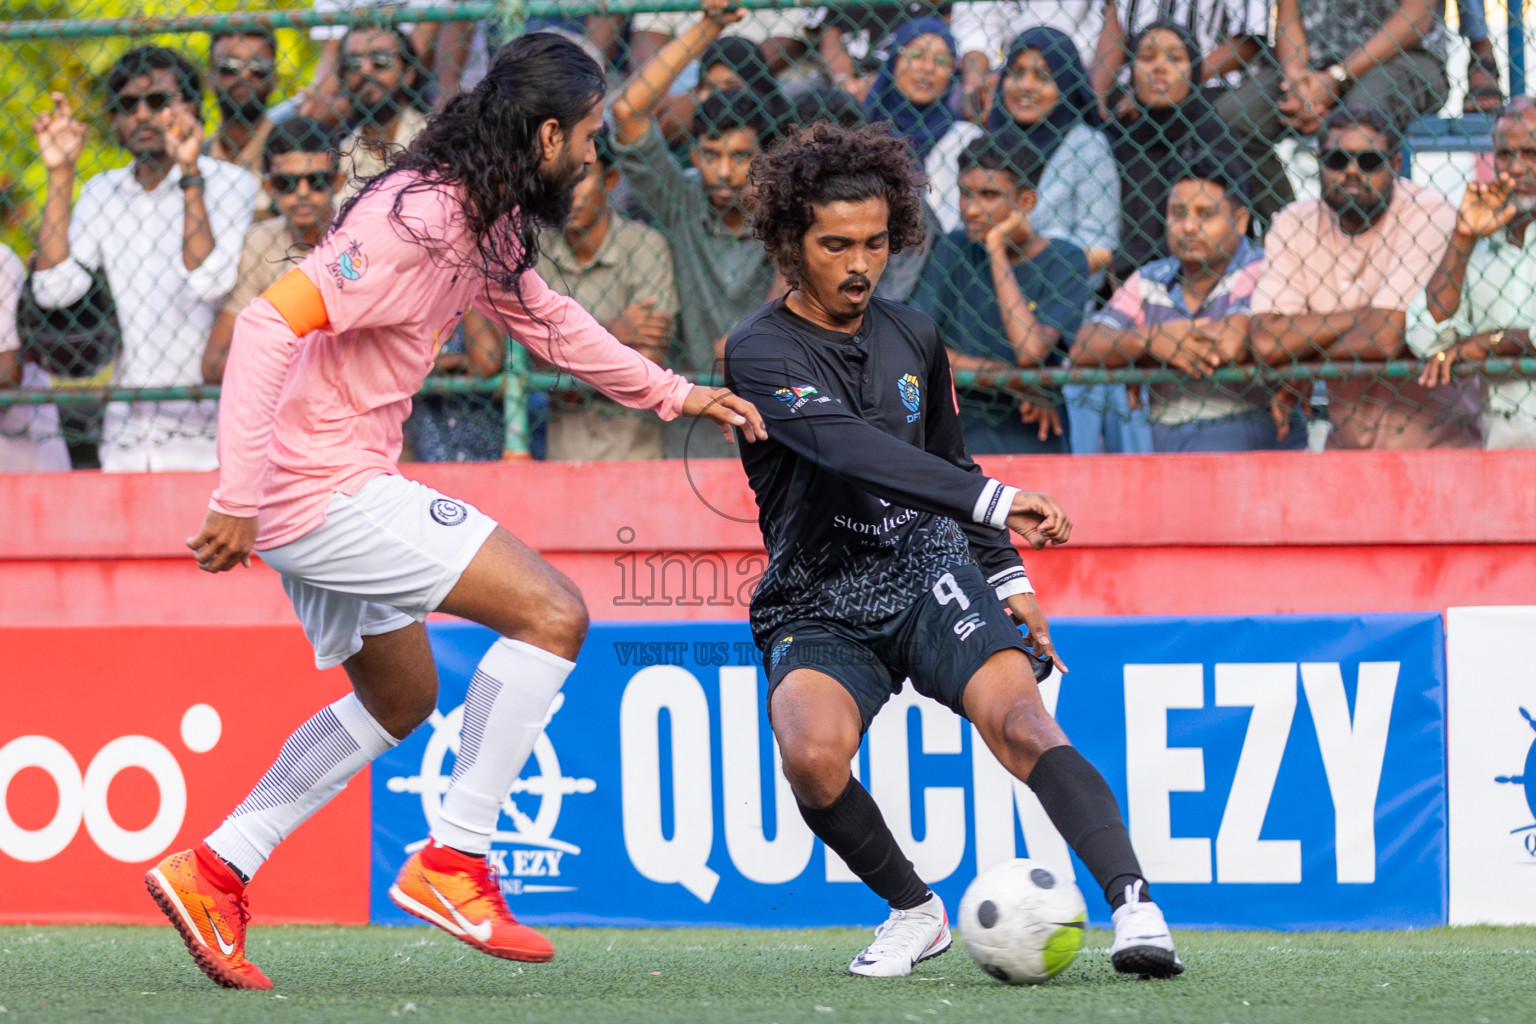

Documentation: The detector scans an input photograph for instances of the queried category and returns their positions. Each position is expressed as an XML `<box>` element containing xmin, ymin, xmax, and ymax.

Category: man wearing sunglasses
<box><xmin>204</xmin><ymin>118</ymin><xmax>339</xmax><ymax>385</ymax></box>
<box><xmin>1251</xmin><ymin>106</ymin><xmax>1478</xmax><ymax>449</ymax></box>
<box><xmin>336</xmin><ymin>26</ymin><xmax>430</xmax><ymax>201</ymax></box>
<box><xmin>207</xmin><ymin>27</ymin><xmax>290</xmax><ymax>221</ymax></box>
<box><xmin>31</xmin><ymin>46</ymin><xmax>256</xmax><ymax>472</ymax></box>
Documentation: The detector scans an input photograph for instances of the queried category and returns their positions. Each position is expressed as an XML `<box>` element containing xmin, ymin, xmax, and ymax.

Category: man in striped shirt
<box><xmin>1072</xmin><ymin>158</ymin><xmax>1305</xmax><ymax>450</ymax></box>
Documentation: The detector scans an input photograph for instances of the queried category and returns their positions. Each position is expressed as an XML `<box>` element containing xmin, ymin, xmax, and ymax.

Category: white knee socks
<box><xmin>430</xmin><ymin>638</ymin><xmax>574</xmax><ymax>855</ymax></box>
<box><xmin>207</xmin><ymin>692</ymin><xmax>397</xmax><ymax>880</ymax></box>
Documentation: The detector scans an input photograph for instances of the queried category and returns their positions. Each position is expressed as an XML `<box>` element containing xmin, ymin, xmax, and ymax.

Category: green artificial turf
<box><xmin>2</xmin><ymin>924</ymin><xmax>1535</xmax><ymax>1023</ymax></box>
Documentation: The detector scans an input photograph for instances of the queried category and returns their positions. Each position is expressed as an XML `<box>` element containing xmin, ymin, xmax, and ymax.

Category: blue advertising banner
<box><xmin>371</xmin><ymin>614</ymin><xmax>1446</xmax><ymax>931</ymax></box>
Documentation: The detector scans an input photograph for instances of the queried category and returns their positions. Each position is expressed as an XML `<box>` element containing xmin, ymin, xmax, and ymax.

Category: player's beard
<box><xmin>521</xmin><ymin>151</ymin><xmax>586</xmax><ymax>232</ymax></box>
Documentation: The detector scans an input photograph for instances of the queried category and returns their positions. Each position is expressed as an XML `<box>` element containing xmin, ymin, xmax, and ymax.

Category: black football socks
<box><xmin>1027</xmin><ymin>745</ymin><xmax>1150</xmax><ymax>911</ymax></box>
<box><xmin>797</xmin><ymin>777</ymin><xmax>931</xmax><ymax>911</ymax></box>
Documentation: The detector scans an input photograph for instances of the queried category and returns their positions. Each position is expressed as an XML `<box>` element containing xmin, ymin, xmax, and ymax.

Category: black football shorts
<box><xmin>762</xmin><ymin>562</ymin><xmax>1049</xmax><ymax>731</ymax></box>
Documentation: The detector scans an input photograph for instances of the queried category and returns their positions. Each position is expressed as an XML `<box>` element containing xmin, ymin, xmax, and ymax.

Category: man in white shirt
<box><xmin>1409</xmin><ymin>98</ymin><xmax>1536</xmax><ymax>449</ymax></box>
<box><xmin>31</xmin><ymin>47</ymin><xmax>256</xmax><ymax>471</ymax></box>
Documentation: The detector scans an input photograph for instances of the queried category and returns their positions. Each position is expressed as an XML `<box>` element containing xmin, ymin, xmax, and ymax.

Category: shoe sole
<box><xmin>388</xmin><ymin>883</ymin><xmax>554</xmax><ymax>963</ymax></box>
<box><xmin>144</xmin><ymin>869</ymin><xmax>272</xmax><ymax>991</ymax></box>
<box><xmin>847</xmin><ymin>929</ymin><xmax>952</xmax><ymax>977</ymax></box>
<box><xmin>1111</xmin><ymin>945</ymin><xmax>1185</xmax><ymax>979</ymax></box>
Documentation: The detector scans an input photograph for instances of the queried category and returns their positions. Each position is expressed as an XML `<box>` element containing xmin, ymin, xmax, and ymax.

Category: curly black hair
<box><xmin>749</xmin><ymin>122</ymin><xmax>927</xmax><ymax>288</ymax></box>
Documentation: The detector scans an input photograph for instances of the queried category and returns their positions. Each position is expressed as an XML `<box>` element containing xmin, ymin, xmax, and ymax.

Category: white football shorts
<box><xmin>258</xmin><ymin>473</ymin><xmax>498</xmax><ymax>669</ymax></box>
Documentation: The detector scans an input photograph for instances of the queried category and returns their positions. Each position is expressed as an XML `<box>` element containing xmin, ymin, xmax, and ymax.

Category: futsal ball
<box><xmin>958</xmin><ymin>858</ymin><xmax>1087</xmax><ymax>984</ymax></box>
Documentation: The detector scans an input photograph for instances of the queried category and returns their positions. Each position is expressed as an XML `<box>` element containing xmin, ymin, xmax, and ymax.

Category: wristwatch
<box><xmin>177</xmin><ymin>173</ymin><xmax>205</xmax><ymax>191</ymax></box>
<box><xmin>1324</xmin><ymin>63</ymin><xmax>1352</xmax><ymax>92</ymax></box>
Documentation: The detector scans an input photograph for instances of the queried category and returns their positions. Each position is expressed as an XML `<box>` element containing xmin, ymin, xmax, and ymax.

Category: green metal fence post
<box><xmin>502</xmin><ymin>340</ymin><xmax>531</xmax><ymax>459</ymax></box>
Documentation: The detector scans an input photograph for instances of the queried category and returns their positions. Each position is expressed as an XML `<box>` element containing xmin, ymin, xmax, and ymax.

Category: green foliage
<box><xmin>0</xmin><ymin>0</ymin><xmax>322</xmax><ymax>259</ymax></box>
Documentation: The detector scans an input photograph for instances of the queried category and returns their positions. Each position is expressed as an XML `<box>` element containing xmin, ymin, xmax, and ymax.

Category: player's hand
<box><xmin>701</xmin><ymin>0</ymin><xmax>745</xmax><ymax>25</ymax></box>
<box><xmin>682</xmin><ymin>384</ymin><xmax>767</xmax><ymax>443</ymax></box>
<box><xmin>1004</xmin><ymin>592</ymin><xmax>1068</xmax><ymax>675</ymax></box>
<box><xmin>187</xmin><ymin>510</ymin><xmax>257</xmax><ymax>573</ymax></box>
<box><xmin>33</xmin><ymin>93</ymin><xmax>86</xmax><ymax>170</ymax></box>
<box><xmin>1005</xmin><ymin>491</ymin><xmax>1070</xmax><ymax>550</ymax></box>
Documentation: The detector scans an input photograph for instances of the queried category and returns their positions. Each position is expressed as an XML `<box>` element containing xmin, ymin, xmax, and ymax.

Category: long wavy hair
<box><xmin>333</xmin><ymin>32</ymin><xmax>606</xmax><ymax>308</ymax></box>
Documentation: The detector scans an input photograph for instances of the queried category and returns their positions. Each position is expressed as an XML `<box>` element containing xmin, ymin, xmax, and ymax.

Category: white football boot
<box><xmin>1109</xmin><ymin>880</ymin><xmax>1184</xmax><ymax>978</ymax></box>
<box><xmin>848</xmin><ymin>892</ymin><xmax>952</xmax><ymax>977</ymax></box>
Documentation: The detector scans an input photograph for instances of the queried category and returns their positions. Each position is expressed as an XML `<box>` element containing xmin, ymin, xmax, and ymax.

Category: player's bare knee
<box><xmin>999</xmin><ymin>699</ymin><xmax>1067</xmax><ymax>764</ymax></box>
<box><xmin>776</xmin><ymin>725</ymin><xmax>857</xmax><ymax>807</ymax></box>
<box><xmin>518</xmin><ymin>585</ymin><xmax>588</xmax><ymax>659</ymax></box>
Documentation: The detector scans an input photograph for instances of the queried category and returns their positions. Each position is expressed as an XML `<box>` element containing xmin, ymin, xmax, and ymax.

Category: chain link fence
<box><xmin>1</xmin><ymin>0</ymin><xmax>1534</xmax><ymax>469</ymax></box>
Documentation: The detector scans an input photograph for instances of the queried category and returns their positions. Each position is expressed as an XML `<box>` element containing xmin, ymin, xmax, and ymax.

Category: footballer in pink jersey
<box><xmin>151</xmin><ymin>32</ymin><xmax>766</xmax><ymax>990</ymax></box>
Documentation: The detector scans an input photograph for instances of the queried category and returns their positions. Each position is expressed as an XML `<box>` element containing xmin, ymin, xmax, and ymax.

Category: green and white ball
<box><xmin>958</xmin><ymin>859</ymin><xmax>1087</xmax><ymax>984</ymax></box>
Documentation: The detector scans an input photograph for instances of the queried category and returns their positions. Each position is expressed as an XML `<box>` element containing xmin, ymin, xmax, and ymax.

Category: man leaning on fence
<box><xmin>1408</xmin><ymin>98</ymin><xmax>1536</xmax><ymax>450</ymax></box>
<box><xmin>536</xmin><ymin>128</ymin><xmax>680</xmax><ymax>461</ymax></box>
<box><xmin>1072</xmin><ymin>158</ymin><xmax>1304</xmax><ymax>451</ymax></box>
<box><xmin>31</xmin><ymin>48</ymin><xmax>255</xmax><ymax>472</ymax></box>
<box><xmin>1250</xmin><ymin>107</ymin><xmax>1478</xmax><ymax>449</ymax></box>
<box><xmin>611</xmin><ymin>0</ymin><xmax>775</xmax><ymax>458</ymax></box>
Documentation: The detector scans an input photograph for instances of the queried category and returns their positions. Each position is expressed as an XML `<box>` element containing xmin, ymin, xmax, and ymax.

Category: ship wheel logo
<box><xmin>1495</xmin><ymin>706</ymin><xmax>1536</xmax><ymax>856</ymax></box>
<box><xmin>386</xmin><ymin>692</ymin><xmax>596</xmax><ymax>884</ymax></box>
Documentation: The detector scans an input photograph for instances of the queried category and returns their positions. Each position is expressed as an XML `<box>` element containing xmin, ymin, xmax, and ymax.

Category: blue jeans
<box><xmin>1149</xmin><ymin>408</ymin><xmax>1308</xmax><ymax>453</ymax></box>
<box><xmin>1062</xmin><ymin>384</ymin><xmax>1153</xmax><ymax>454</ymax></box>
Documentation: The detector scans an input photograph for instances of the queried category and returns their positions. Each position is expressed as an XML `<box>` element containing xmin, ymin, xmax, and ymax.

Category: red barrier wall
<box><xmin>2</xmin><ymin>451</ymin><xmax>1534</xmax><ymax>624</ymax></box>
<box><xmin>2</xmin><ymin>451</ymin><xmax>1533</xmax><ymax>924</ymax></box>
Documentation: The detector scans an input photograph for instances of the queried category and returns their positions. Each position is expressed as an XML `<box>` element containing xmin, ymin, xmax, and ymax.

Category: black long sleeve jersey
<box><xmin>724</xmin><ymin>296</ymin><xmax>1030</xmax><ymax>647</ymax></box>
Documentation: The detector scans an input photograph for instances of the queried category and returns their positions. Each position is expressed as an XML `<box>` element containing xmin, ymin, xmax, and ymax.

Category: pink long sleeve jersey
<box><xmin>209</xmin><ymin>173</ymin><xmax>693</xmax><ymax>549</ymax></box>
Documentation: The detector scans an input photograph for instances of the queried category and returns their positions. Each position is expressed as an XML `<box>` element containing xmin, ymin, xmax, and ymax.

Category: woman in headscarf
<box><xmin>864</xmin><ymin>17</ymin><xmax>981</xmax><ymax>234</ymax></box>
<box><xmin>987</xmin><ymin>26</ymin><xmax>1118</xmax><ymax>281</ymax></box>
<box><xmin>1108</xmin><ymin>20</ymin><xmax>1240</xmax><ymax>282</ymax></box>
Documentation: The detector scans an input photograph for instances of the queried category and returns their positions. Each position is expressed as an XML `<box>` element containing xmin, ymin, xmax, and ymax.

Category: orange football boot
<box><xmin>145</xmin><ymin>845</ymin><xmax>273</xmax><ymax>990</ymax></box>
<box><xmin>389</xmin><ymin>841</ymin><xmax>555</xmax><ymax>961</ymax></box>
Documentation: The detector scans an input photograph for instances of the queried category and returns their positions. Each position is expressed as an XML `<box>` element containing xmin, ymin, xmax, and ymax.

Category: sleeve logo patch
<box><xmin>898</xmin><ymin>373</ymin><xmax>921</xmax><ymax>422</ymax></box>
<box><xmin>328</xmin><ymin>238</ymin><xmax>368</xmax><ymax>287</ymax></box>
<box><xmin>774</xmin><ymin>384</ymin><xmax>830</xmax><ymax>413</ymax></box>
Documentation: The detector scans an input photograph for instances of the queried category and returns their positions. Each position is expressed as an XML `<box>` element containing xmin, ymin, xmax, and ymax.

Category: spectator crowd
<box><xmin>2</xmin><ymin>0</ymin><xmax>1534</xmax><ymax>472</ymax></box>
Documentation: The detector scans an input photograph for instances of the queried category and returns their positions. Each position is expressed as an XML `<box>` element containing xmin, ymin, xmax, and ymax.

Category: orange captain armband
<box><xmin>261</xmin><ymin>269</ymin><xmax>330</xmax><ymax>336</ymax></box>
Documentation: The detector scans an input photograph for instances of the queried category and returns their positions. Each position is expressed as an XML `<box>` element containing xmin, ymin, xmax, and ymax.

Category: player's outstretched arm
<box><xmin>194</xmin><ymin>273</ymin><xmax>327</xmax><ymax>574</ymax></box>
<box><xmin>681</xmin><ymin>384</ymin><xmax>768</xmax><ymax>443</ymax></box>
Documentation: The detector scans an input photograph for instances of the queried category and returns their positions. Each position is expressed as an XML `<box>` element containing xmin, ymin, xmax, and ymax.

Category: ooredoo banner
<box><xmin>0</xmin><ymin>626</ymin><xmax>370</xmax><ymax>925</ymax></box>
<box><xmin>371</xmin><ymin>613</ymin><xmax>1447</xmax><ymax>931</ymax></box>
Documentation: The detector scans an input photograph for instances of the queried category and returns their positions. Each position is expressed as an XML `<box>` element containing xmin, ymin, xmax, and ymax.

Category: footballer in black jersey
<box><xmin>724</xmin><ymin>119</ymin><xmax>1183</xmax><ymax>979</ymax></box>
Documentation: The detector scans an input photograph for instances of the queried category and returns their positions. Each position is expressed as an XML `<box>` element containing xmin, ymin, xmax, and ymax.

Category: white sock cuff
<box><xmin>488</xmin><ymin>637</ymin><xmax>577</xmax><ymax>677</ymax></box>
<box><xmin>206</xmin><ymin>821</ymin><xmax>265</xmax><ymax>881</ymax></box>
<box><xmin>331</xmin><ymin>691</ymin><xmax>399</xmax><ymax>754</ymax></box>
